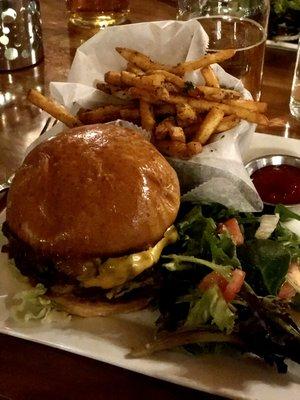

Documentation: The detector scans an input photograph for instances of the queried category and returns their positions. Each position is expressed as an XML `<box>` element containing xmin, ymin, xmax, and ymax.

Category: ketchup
<box><xmin>251</xmin><ymin>164</ymin><xmax>300</xmax><ymax>205</ymax></box>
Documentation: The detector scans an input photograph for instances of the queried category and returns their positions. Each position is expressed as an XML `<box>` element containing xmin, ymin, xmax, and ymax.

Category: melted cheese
<box><xmin>82</xmin><ymin>225</ymin><xmax>178</xmax><ymax>289</ymax></box>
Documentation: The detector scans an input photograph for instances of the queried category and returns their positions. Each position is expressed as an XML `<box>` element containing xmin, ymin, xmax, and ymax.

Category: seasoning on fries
<box><xmin>194</xmin><ymin>108</ymin><xmax>225</xmax><ymax>145</ymax></box>
<box><xmin>27</xmin><ymin>89</ymin><xmax>82</xmax><ymax>128</ymax></box>
<box><xmin>27</xmin><ymin>47</ymin><xmax>275</xmax><ymax>160</ymax></box>
<box><xmin>201</xmin><ymin>66</ymin><xmax>220</xmax><ymax>88</ymax></box>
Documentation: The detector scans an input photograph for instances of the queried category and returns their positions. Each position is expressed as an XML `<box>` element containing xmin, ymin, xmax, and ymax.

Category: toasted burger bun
<box><xmin>52</xmin><ymin>294</ymin><xmax>151</xmax><ymax>317</ymax></box>
<box><xmin>6</xmin><ymin>123</ymin><xmax>180</xmax><ymax>258</ymax></box>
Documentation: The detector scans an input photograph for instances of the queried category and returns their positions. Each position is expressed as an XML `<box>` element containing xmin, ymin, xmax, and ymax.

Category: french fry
<box><xmin>172</xmin><ymin>49</ymin><xmax>236</xmax><ymax>75</ymax></box>
<box><xmin>78</xmin><ymin>105</ymin><xmax>137</xmax><ymax>124</ymax></box>
<box><xmin>155</xmin><ymin>139</ymin><xmax>202</xmax><ymax>159</ymax></box>
<box><xmin>109</xmin><ymin>87</ymin><xmax>132</xmax><ymax>101</ymax></box>
<box><xmin>147</xmin><ymin>70</ymin><xmax>185</xmax><ymax>89</ymax></box>
<box><xmin>27</xmin><ymin>89</ymin><xmax>81</xmax><ymax>128</ymax></box>
<box><xmin>116</xmin><ymin>47</ymin><xmax>172</xmax><ymax>72</ymax></box>
<box><xmin>128</xmin><ymin>86</ymin><xmax>169</xmax><ymax>103</ymax></box>
<box><xmin>96</xmin><ymin>82</ymin><xmax>113</xmax><ymax>94</ymax></box>
<box><xmin>189</xmin><ymin>85</ymin><xmax>241</xmax><ymax>101</ymax></box>
<box><xmin>222</xmin><ymin>99</ymin><xmax>268</xmax><ymax>113</ymax></box>
<box><xmin>215</xmin><ymin>115</ymin><xmax>240</xmax><ymax>133</ymax></box>
<box><xmin>126</xmin><ymin>62</ymin><xmax>144</xmax><ymax>75</ymax></box>
<box><xmin>201</xmin><ymin>66</ymin><xmax>220</xmax><ymax>88</ymax></box>
<box><xmin>194</xmin><ymin>108</ymin><xmax>225</xmax><ymax>144</ymax></box>
<box><xmin>164</xmin><ymin>82</ymin><xmax>181</xmax><ymax>93</ymax></box>
<box><xmin>155</xmin><ymin>118</ymin><xmax>186</xmax><ymax>142</ymax></box>
<box><xmin>140</xmin><ymin>100</ymin><xmax>155</xmax><ymax>132</ymax></box>
<box><xmin>154</xmin><ymin>103</ymin><xmax>176</xmax><ymax>117</ymax></box>
<box><xmin>119</xmin><ymin>108</ymin><xmax>140</xmax><ymax>122</ymax></box>
<box><xmin>183</xmin><ymin>120</ymin><xmax>202</xmax><ymax>140</ymax></box>
<box><xmin>176</xmin><ymin>103</ymin><xmax>197</xmax><ymax>127</ymax></box>
<box><xmin>121</xmin><ymin>70</ymin><xmax>165</xmax><ymax>89</ymax></box>
<box><xmin>163</xmin><ymin>94</ymin><xmax>269</xmax><ymax>125</ymax></box>
<box><xmin>104</xmin><ymin>71</ymin><xmax>123</xmax><ymax>86</ymax></box>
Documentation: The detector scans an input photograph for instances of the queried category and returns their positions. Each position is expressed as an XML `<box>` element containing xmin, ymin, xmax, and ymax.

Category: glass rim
<box><xmin>197</xmin><ymin>15</ymin><xmax>267</xmax><ymax>52</ymax></box>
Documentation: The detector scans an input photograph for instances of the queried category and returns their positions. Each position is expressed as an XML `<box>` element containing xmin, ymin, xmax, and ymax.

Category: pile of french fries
<box><xmin>27</xmin><ymin>47</ymin><xmax>280</xmax><ymax>160</ymax></box>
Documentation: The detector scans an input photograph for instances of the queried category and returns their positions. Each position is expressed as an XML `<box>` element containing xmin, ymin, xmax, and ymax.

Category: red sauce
<box><xmin>251</xmin><ymin>164</ymin><xmax>300</xmax><ymax>205</ymax></box>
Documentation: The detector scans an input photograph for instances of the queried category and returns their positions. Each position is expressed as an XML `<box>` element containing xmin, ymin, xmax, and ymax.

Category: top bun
<box><xmin>6</xmin><ymin>123</ymin><xmax>180</xmax><ymax>258</ymax></box>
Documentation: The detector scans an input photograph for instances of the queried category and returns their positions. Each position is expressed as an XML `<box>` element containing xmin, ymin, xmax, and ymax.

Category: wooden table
<box><xmin>0</xmin><ymin>1</ymin><xmax>299</xmax><ymax>399</ymax></box>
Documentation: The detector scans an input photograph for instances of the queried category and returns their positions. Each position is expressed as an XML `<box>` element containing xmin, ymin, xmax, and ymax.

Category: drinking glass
<box><xmin>177</xmin><ymin>1</ymin><xmax>270</xmax><ymax>100</ymax></box>
<box><xmin>66</xmin><ymin>0</ymin><xmax>130</xmax><ymax>28</ymax></box>
<box><xmin>290</xmin><ymin>38</ymin><xmax>300</xmax><ymax>120</ymax></box>
<box><xmin>0</xmin><ymin>0</ymin><xmax>43</xmax><ymax>71</ymax></box>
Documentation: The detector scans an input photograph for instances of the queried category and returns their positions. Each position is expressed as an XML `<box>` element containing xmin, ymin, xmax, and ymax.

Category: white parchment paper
<box><xmin>30</xmin><ymin>19</ymin><xmax>263</xmax><ymax>211</ymax></box>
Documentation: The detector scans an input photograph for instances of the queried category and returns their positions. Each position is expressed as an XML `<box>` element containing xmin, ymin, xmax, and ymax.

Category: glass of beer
<box><xmin>66</xmin><ymin>0</ymin><xmax>130</xmax><ymax>28</ymax></box>
<box><xmin>290</xmin><ymin>38</ymin><xmax>300</xmax><ymax>120</ymax></box>
<box><xmin>177</xmin><ymin>1</ymin><xmax>270</xmax><ymax>101</ymax></box>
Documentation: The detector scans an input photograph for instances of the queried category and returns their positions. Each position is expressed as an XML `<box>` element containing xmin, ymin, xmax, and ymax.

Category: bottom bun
<box><xmin>52</xmin><ymin>295</ymin><xmax>151</xmax><ymax>317</ymax></box>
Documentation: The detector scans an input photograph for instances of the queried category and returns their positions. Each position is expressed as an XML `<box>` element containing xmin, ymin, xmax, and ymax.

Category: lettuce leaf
<box><xmin>184</xmin><ymin>285</ymin><xmax>236</xmax><ymax>334</ymax></box>
<box><xmin>10</xmin><ymin>283</ymin><xmax>71</xmax><ymax>325</ymax></box>
<box><xmin>272</xmin><ymin>0</ymin><xmax>300</xmax><ymax>14</ymax></box>
<box><xmin>275</xmin><ymin>204</ymin><xmax>300</xmax><ymax>222</ymax></box>
<box><xmin>163</xmin><ymin>254</ymin><xmax>233</xmax><ymax>279</ymax></box>
<box><xmin>176</xmin><ymin>206</ymin><xmax>240</xmax><ymax>267</ymax></box>
<box><xmin>237</xmin><ymin>239</ymin><xmax>290</xmax><ymax>296</ymax></box>
<box><xmin>273</xmin><ymin>223</ymin><xmax>300</xmax><ymax>262</ymax></box>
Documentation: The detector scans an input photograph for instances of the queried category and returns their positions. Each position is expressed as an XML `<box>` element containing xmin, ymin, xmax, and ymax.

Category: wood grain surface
<box><xmin>0</xmin><ymin>1</ymin><xmax>299</xmax><ymax>399</ymax></box>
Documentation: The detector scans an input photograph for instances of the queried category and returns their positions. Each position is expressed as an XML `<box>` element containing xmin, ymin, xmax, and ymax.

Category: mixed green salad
<box><xmin>131</xmin><ymin>203</ymin><xmax>300</xmax><ymax>373</ymax></box>
<box><xmin>270</xmin><ymin>0</ymin><xmax>300</xmax><ymax>40</ymax></box>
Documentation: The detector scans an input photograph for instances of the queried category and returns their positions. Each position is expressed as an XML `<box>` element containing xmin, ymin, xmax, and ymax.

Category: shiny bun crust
<box><xmin>6</xmin><ymin>123</ymin><xmax>180</xmax><ymax>257</ymax></box>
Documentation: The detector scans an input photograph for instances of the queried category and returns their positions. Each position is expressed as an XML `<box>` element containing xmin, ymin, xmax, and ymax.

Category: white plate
<box><xmin>0</xmin><ymin>133</ymin><xmax>300</xmax><ymax>400</ymax></box>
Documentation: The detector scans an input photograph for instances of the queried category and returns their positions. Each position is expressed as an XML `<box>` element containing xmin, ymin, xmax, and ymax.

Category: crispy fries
<box><xmin>78</xmin><ymin>105</ymin><xmax>138</xmax><ymax>124</ymax></box>
<box><xmin>28</xmin><ymin>47</ymin><xmax>274</xmax><ymax>160</ymax></box>
<box><xmin>27</xmin><ymin>89</ymin><xmax>82</xmax><ymax>128</ymax></box>
<box><xmin>189</xmin><ymin>85</ymin><xmax>241</xmax><ymax>101</ymax></box>
<box><xmin>140</xmin><ymin>100</ymin><xmax>155</xmax><ymax>132</ymax></box>
<box><xmin>119</xmin><ymin>108</ymin><xmax>140</xmax><ymax>122</ymax></box>
<box><xmin>222</xmin><ymin>99</ymin><xmax>268</xmax><ymax>113</ymax></box>
<box><xmin>201</xmin><ymin>66</ymin><xmax>220</xmax><ymax>88</ymax></box>
<box><xmin>104</xmin><ymin>71</ymin><xmax>123</xmax><ymax>86</ymax></box>
<box><xmin>172</xmin><ymin>49</ymin><xmax>236</xmax><ymax>75</ymax></box>
<box><xmin>215</xmin><ymin>115</ymin><xmax>240</xmax><ymax>133</ymax></box>
<box><xmin>126</xmin><ymin>62</ymin><xmax>144</xmax><ymax>75</ymax></box>
<box><xmin>194</xmin><ymin>108</ymin><xmax>225</xmax><ymax>144</ymax></box>
<box><xmin>176</xmin><ymin>103</ymin><xmax>197</xmax><ymax>127</ymax></box>
<box><xmin>154</xmin><ymin>103</ymin><xmax>176</xmax><ymax>116</ymax></box>
<box><xmin>121</xmin><ymin>70</ymin><xmax>165</xmax><ymax>89</ymax></box>
<box><xmin>116</xmin><ymin>47</ymin><xmax>172</xmax><ymax>72</ymax></box>
<box><xmin>164</xmin><ymin>94</ymin><xmax>269</xmax><ymax>125</ymax></box>
<box><xmin>147</xmin><ymin>70</ymin><xmax>185</xmax><ymax>89</ymax></box>
<box><xmin>155</xmin><ymin>118</ymin><xmax>186</xmax><ymax>143</ymax></box>
<box><xmin>128</xmin><ymin>86</ymin><xmax>169</xmax><ymax>102</ymax></box>
<box><xmin>155</xmin><ymin>140</ymin><xmax>202</xmax><ymax>159</ymax></box>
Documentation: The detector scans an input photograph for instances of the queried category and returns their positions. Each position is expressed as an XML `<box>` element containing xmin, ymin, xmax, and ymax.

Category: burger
<box><xmin>2</xmin><ymin>123</ymin><xmax>180</xmax><ymax>317</ymax></box>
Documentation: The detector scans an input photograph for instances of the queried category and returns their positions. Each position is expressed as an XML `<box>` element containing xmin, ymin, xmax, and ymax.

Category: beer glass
<box><xmin>177</xmin><ymin>1</ymin><xmax>270</xmax><ymax>101</ymax></box>
<box><xmin>66</xmin><ymin>0</ymin><xmax>130</xmax><ymax>28</ymax></box>
<box><xmin>290</xmin><ymin>38</ymin><xmax>300</xmax><ymax>120</ymax></box>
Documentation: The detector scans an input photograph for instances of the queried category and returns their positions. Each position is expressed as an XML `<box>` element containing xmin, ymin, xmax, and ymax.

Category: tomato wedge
<box><xmin>198</xmin><ymin>271</ymin><xmax>227</xmax><ymax>293</ymax></box>
<box><xmin>198</xmin><ymin>269</ymin><xmax>245</xmax><ymax>302</ymax></box>
<box><xmin>218</xmin><ymin>218</ymin><xmax>244</xmax><ymax>246</ymax></box>
<box><xmin>223</xmin><ymin>269</ymin><xmax>245</xmax><ymax>302</ymax></box>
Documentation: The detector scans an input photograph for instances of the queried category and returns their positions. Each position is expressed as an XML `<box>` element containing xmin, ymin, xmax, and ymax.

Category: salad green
<box><xmin>272</xmin><ymin>0</ymin><xmax>300</xmax><ymax>14</ymax></box>
<box><xmin>139</xmin><ymin>203</ymin><xmax>300</xmax><ymax>373</ymax></box>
